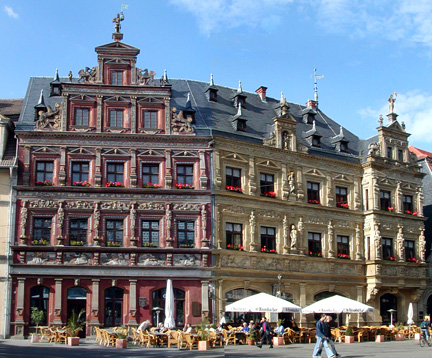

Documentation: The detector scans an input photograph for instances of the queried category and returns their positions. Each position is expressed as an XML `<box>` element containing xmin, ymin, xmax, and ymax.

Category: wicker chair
<box><xmin>183</xmin><ymin>333</ymin><xmax>199</xmax><ymax>350</ymax></box>
<box><xmin>130</xmin><ymin>327</ymin><xmax>140</xmax><ymax>345</ymax></box>
<box><xmin>222</xmin><ymin>329</ymin><xmax>236</xmax><ymax>346</ymax></box>
<box><xmin>102</xmin><ymin>330</ymin><xmax>116</xmax><ymax>347</ymax></box>
<box><xmin>357</xmin><ymin>328</ymin><xmax>369</xmax><ymax>342</ymax></box>
<box><xmin>167</xmin><ymin>330</ymin><xmax>181</xmax><ymax>348</ymax></box>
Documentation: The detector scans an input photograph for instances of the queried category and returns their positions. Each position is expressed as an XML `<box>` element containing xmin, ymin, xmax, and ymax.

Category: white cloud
<box><xmin>4</xmin><ymin>5</ymin><xmax>18</xmax><ymax>19</ymax></box>
<box><xmin>359</xmin><ymin>91</ymin><xmax>432</xmax><ymax>145</ymax></box>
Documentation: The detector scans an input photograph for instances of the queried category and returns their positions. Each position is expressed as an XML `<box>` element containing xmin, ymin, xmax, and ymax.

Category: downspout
<box><xmin>3</xmin><ymin>134</ymin><xmax>18</xmax><ymax>338</ymax></box>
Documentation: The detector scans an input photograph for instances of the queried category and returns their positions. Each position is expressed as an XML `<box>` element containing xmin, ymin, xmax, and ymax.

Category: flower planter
<box><xmin>395</xmin><ymin>333</ymin><xmax>405</xmax><ymax>341</ymax></box>
<box><xmin>246</xmin><ymin>338</ymin><xmax>256</xmax><ymax>346</ymax></box>
<box><xmin>31</xmin><ymin>334</ymin><xmax>40</xmax><ymax>343</ymax></box>
<box><xmin>345</xmin><ymin>336</ymin><xmax>355</xmax><ymax>344</ymax></box>
<box><xmin>375</xmin><ymin>335</ymin><xmax>385</xmax><ymax>343</ymax></box>
<box><xmin>68</xmin><ymin>337</ymin><xmax>80</xmax><ymax>346</ymax></box>
<box><xmin>116</xmin><ymin>338</ymin><xmax>127</xmax><ymax>348</ymax></box>
<box><xmin>273</xmin><ymin>336</ymin><xmax>284</xmax><ymax>346</ymax></box>
<box><xmin>198</xmin><ymin>340</ymin><xmax>210</xmax><ymax>350</ymax></box>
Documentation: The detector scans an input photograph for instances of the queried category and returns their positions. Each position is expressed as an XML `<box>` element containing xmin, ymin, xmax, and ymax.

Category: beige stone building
<box><xmin>210</xmin><ymin>91</ymin><xmax>426</xmax><ymax>327</ymax></box>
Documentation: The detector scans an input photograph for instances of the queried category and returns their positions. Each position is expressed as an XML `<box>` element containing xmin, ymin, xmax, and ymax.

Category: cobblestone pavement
<box><xmin>1</xmin><ymin>339</ymin><xmax>431</xmax><ymax>357</ymax></box>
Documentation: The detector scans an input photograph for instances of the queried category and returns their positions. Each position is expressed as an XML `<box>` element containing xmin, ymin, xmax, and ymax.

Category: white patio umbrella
<box><xmin>225</xmin><ymin>292</ymin><xmax>302</xmax><ymax>313</ymax></box>
<box><xmin>164</xmin><ymin>279</ymin><xmax>176</xmax><ymax>328</ymax></box>
<box><xmin>407</xmin><ymin>302</ymin><xmax>414</xmax><ymax>339</ymax></box>
<box><xmin>302</xmin><ymin>295</ymin><xmax>374</xmax><ymax>314</ymax></box>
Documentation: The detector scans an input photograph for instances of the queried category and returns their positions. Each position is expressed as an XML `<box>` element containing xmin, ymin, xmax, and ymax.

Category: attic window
<box><xmin>237</xmin><ymin>96</ymin><xmax>246</xmax><ymax>108</ymax></box>
<box><xmin>312</xmin><ymin>135</ymin><xmax>321</xmax><ymax>147</ymax></box>
<box><xmin>307</xmin><ymin>114</ymin><xmax>314</xmax><ymax>124</ymax></box>
<box><xmin>340</xmin><ymin>141</ymin><xmax>348</xmax><ymax>153</ymax></box>
<box><xmin>209</xmin><ymin>89</ymin><xmax>218</xmax><ymax>102</ymax></box>
<box><xmin>51</xmin><ymin>85</ymin><xmax>61</xmax><ymax>96</ymax></box>
<box><xmin>237</xmin><ymin>119</ymin><xmax>247</xmax><ymax>132</ymax></box>
<box><xmin>111</xmin><ymin>71</ymin><xmax>123</xmax><ymax>85</ymax></box>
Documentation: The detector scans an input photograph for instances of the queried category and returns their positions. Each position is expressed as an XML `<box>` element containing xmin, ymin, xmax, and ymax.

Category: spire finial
<box><xmin>38</xmin><ymin>90</ymin><xmax>45</xmax><ymax>106</ymax></box>
<box><xmin>237</xmin><ymin>80</ymin><xmax>242</xmax><ymax>93</ymax></box>
<box><xmin>54</xmin><ymin>68</ymin><xmax>59</xmax><ymax>81</ymax></box>
<box><xmin>339</xmin><ymin>126</ymin><xmax>344</xmax><ymax>135</ymax></box>
<box><xmin>313</xmin><ymin>68</ymin><xmax>324</xmax><ymax>108</ymax></box>
<box><xmin>163</xmin><ymin>69</ymin><xmax>168</xmax><ymax>82</ymax></box>
<box><xmin>210</xmin><ymin>73</ymin><xmax>214</xmax><ymax>86</ymax></box>
<box><xmin>185</xmin><ymin>92</ymin><xmax>192</xmax><ymax>109</ymax></box>
<box><xmin>280</xmin><ymin>92</ymin><xmax>284</xmax><ymax>104</ymax></box>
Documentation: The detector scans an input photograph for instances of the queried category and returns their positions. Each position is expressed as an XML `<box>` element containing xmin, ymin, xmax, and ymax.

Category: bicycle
<box><xmin>419</xmin><ymin>331</ymin><xmax>432</xmax><ymax>347</ymax></box>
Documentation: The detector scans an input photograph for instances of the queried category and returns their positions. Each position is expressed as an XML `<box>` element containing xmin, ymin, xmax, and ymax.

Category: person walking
<box><xmin>257</xmin><ymin>317</ymin><xmax>273</xmax><ymax>348</ymax></box>
<box><xmin>312</xmin><ymin>314</ymin><xmax>335</xmax><ymax>358</ymax></box>
<box><xmin>324</xmin><ymin>316</ymin><xmax>341</xmax><ymax>357</ymax></box>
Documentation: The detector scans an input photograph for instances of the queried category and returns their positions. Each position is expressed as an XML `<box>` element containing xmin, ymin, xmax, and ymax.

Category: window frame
<box><xmin>69</xmin><ymin>218</ymin><xmax>88</xmax><ymax>245</ymax></box>
<box><xmin>177</xmin><ymin>220</ymin><xmax>195</xmax><ymax>248</ymax></box>
<box><xmin>33</xmin><ymin>217</ymin><xmax>52</xmax><ymax>241</ymax></box>
<box><xmin>35</xmin><ymin>160</ymin><xmax>54</xmax><ymax>184</ymax></box>
<box><xmin>336</xmin><ymin>186</ymin><xmax>348</xmax><ymax>208</ymax></box>
<box><xmin>260</xmin><ymin>172</ymin><xmax>275</xmax><ymax>195</ymax></box>
<box><xmin>110</xmin><ymin>70</ymin><xmax>124</xmax><ymax>85</ymax></box>
<box><xmin>176</xmin><ymin>164</ymin><xmax>194</xmax><ymax>186</ymax></box>
<box><xmin>308</xmin><ymin>232</ymin><xmax>322</xmax><ymax>256</ymax></box>
<box><xmin>141</xmin><ymin>219</ymin><xmax>160</xmax><ymax>247</ymax></box>
<box><xmin>226</xmin><ymin>167</ymin><xmax>241</xmax><ymax>188</ymax></box>
<box><xmin>226</xmin><ymin>223</ymin><xmax>243</xmax><ymax>249</ymax></box>
<box><xmin>380</xmin><ymin>190</ymin><xmax>392</xmax><ymax>211</ymax></box>
<box><xmin>404</xmin><ymin>240</ymin><xmax>415</xmax><ymax>261</ymax></box>
<box><xmin>307</xmin><ymin>181</ymin><xmax>320</xmax><ymax>204</ymax></box>
<box><xmin>71</xmin><ymin>161</ymin><xmax>90</xmax><ymax>184</ymax></box>
<box><xmin>73</xmin><ymin>107</ymin><xmax>90</xmax><ymax>127</ymax></box>
<box><xmin>142</xmin><ymin>163</ymin><xmax>160</xmax><ymax>185</ymax></box>
<box><xmin>337</xmin><ymin>235</ymin><xmax>350</xmax><ymax>258</ymax></box>
<box><xmin>106</xmin><ymin>218</ymin><xmax>124</xmax><ymax>246</ymax></box>
<box><xmin>260</xmin><ymin>226</ymin><xmax>276</xmax><ymax>253</ymax></box>
<box><xmin>382</xmin><ymin>237</ymin><xmax>394</xmax><ymax>259</ymax></box>
<box><xmin>106</xmin><ymin>162</ymin><xmax>125</xmax><ymax>185</ymax></box>
<box><xmin>108</xmin><ymin>109</ymin><xmax>124</xmax><ymax>128</ymax></box>
<box><xmin>403</xmin><ymin>195</ymin><xmax>413</xmax><ymax>213</ymax></box>
<box><xmin>142</xmin><ymin>110</ymin><xmax>158</xmax><ymax>129</ymax></box>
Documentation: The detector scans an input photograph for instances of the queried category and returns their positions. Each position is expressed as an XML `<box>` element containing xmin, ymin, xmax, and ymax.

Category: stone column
<box><xmin>355</xmin><ymin>224</ymin><xmax>362</xmax><ymax>260</ymax></box>
<box><xmin>89</xmin><ymin>279</ymin><xmax>100</xmax><ymax>334</ymax></box>
<box><xmin>164</xmin><ymin>150</ymin><xmax>172</xmax><ymax>188</ymax></box>
<box><xmin>53</xmin><ymin>279</ymin><xmax>63</xmax><ymax>326</ymax></box>
<box><xmin>249</xmin><ymin>210</ymin><xmax>257</xmax><ymax>252</ymax></box>
<box><xmin>248</xmin><ymin>157</ymin><xmax>256</xmax><ymax>195</ymax></box>
<box><xmin>356</xmin><ymin>285</ymin><xmax>365</xmax><ymax>325</ymax></box>
<box><xmin>327</xmin><ymin>220</ymin><xmax>335</xmax><ymax>258</ymax></box>
<box><xmin>129</xmin><ymin>149</ymin><xmax>137</xmax><ymax>188</ymax></box>
<box><xmin>372</xmin><ymin>176</ymin><xmax>380</xmax><ymax>210</ymax></box>
<box><xmin>215</xmin><ymin>204</ymin><xmax>221</xmax><ymax>249</ymax></box>
<box><xmin>130</xmin><ymin>97</ymin><xmax>137</xmax><ymax>134</ymax></box>
<box><xmin>164</xmin><ymin>96</ymin><xmax>172</xmax><ymax>135</ymax></box>
<box><xmin>417</xmin><ymin>187</ymin><xmax>424</xmax><ymax>217</ymax></box>
<box><xmin>199</xmin><ymin>150</ymin><xmax>208</xmax><ymax>190</ymax></box>
<box><xmin>94</xmin><ymin>147</ymin><xmax>102</xmax><ymax>187</ymax></box>
<box><xmin>326</xmin><ymin>174</ymin><xmax>334</xmax><ymax>207</ymax></box>
<box><xmin>213</xmin><ymin>150</ymin><xmax>222</xmax><ymax>190</ymax></box>
<box><xmin>128</xmin><ymin>280</ymin><xmax>137</xmax><ymax>326</ymax></box>
<box><xmin>296</xmin><ymin>166</ymin><xmax>304</xmax><ymax>201</ymax></box>
<box><xmin>23</xmin><ymin>146</ymin><xmax>31</xmax><ymax>185</ymax></box>
<box><xmin>281</xmin><ymin>163</ymin><xmax>289</xmax><ymax>200</ymax></box>
<box><xmin>218</xmin><ymin>279</ymin><xmax>225</xmax><ymax>322</ymax></box>
<box><xmin>299</xmin><ymin>283</ymin><xmax>307</xmax><ymax>325</ymax></box>
<box><xmin>201</xmin><ymin>281</ymin><xmax>209</xmax><ymax>314</ymax></box>
<box><xmin>201</xmin><ymin>204</ymin><xmax>209</xmax><ymax>248</ymax></box>
<box><xmin>14</xmin><ymin>278</ymin><xmax>26</xmax><ymax>337</ymax></box>
<box><xmin>59</xmin><ymin>147</ymin><xmax>66</xmax><ymax>186</ymax></box>
<box><xmin>282</xmin><ymin>215</ymin><xmax>289</xmax><ymax>255</ymax></box>
<box><xmin>396</xmin><ymin>182</ymin><xmax>403</xmax><ymax>214</ymax></box>
<box><xmin>61</xmin><ymin>93</ymin><xmax>68</xmax><ymax>131</ymax></box>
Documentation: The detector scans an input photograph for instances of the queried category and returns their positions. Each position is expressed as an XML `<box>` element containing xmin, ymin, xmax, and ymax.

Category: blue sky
<box><xmin>2</xmin><ymin>0</ymin><xmax>432</xmax><ymax>150</ymax></box>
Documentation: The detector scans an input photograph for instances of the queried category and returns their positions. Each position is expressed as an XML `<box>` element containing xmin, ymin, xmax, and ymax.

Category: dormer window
<box><xmin>398</xmin><ymin>149</ymin><xmax>403</xmax><ymax>162</ymax></box>
<box><xmin>340</xmin><ymin>141</ymin><xmax>348</xmax><ymax>153</ymax></box>
<box><xmin>51</xmin><ymin>85</ymin><xmax>61</xmax><ymax>96</ymax></box>
<box><xmin>209</xmin><ymin>89</ymin><xmax>218</xmax><ymax>102</ymax></box>
<box><xmin>306</xmin><ymin>114</ymin><xmax>314</xmax><ymax>124</ymax></box>
<box><xmin>312</xmin><ymin>135</ymin><xmax>321</xmax><ymax>147</ymax></box>
<box><xmin>387</xmin><ymin>146</ymin><xmax>393</xmax><ymax>159</ymax></box>
<box><xmin>111</xmin><ymin>71</ymin><xmax>123</xmax><ymax>85</ymax></box>
<box><xmin>237</xmin><ymin>119</ymin><xmax>247</xmax><ymax>132</ymax></box>
<box><xmin>238</xmin><ymin>96</ymin><xmax>246</xmax><ymax>108</ymax></box>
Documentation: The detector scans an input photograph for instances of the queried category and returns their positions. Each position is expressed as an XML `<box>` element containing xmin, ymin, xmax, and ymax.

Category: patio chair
<box><xmin>333</xmin><ymin>328</ymin><xmax>344</xmax><ymax>343</ymax></box>
<box><xmin>208</xmin><ymin>330</ymin><xmax>223</xmax><ymax>347</ymax></box>
<box><xmin>183</xmin><ymin>333</ymin><xmax>198</xmax><ymax>350</ymax></box>
<box><xmin>102</xmin><ymin>330</ymin><xmax>116</xmax><ymax>347</ymax></box>
<box><xmin>40</xmin><ymin>327</ymin><xmax>52</xmax><ymax>342</ymax></box>
<box><xmin>357</xmin><ymin>328</ymin><xmax>369</xmax><ymax>342</ymax></box>
<box><xmin>167</xmin><ymin>330</ymin><xmax>181</xmax><ymax>348</ymax></box>
<box><xmin>131</xmin><ymin>327</ymin><xmax>140</xmax><ymax>345</ymax></box>
<box><xmin>283</xmin><ymin>328</ymin><xmax>294</xmax><ymax>344</ymax></box>
<box><xmin>94</xmin><ymin>327</ymin><xmax>104</xmax><ymax>345</ymax></box>
<box><xmin>222</xmin><ymin>329</ymin><xmax>236</xmax><ymax>346</ymax></box>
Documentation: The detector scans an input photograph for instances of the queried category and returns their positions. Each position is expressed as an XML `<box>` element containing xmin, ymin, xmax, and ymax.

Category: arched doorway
<box><xmin>104</xmin><ymin>287</ymin><xmax>124</xmax><ymax>327</ymax></box>
<box><xmin>67</xmin><ymin>287</ymin><xmax>87</xmax><ymax>338</ymax></box>
<box><xmin>30</xmin><ymin>285</ymin><xmax>49</xmax><ymax>326</ymax></box>
<box><xmin>380</xmin><ymin>293</ymin><xmax>398</xmax><ymax>325</ymax></box>
<box><xmin>225</xmin><ymin>288</ymin><xmax>260</xmax><ymax>325</ymax></box>
<box><xmin>152</xmin><ymin>287</ymin><xmax>185</xmax><ymax>327</ymax></box>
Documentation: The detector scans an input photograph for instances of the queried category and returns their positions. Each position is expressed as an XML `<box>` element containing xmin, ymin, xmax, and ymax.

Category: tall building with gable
<box><xmin>6</xmin><ymin>15</ymin><xmax>429</xmax><ymax>338</ymax></box>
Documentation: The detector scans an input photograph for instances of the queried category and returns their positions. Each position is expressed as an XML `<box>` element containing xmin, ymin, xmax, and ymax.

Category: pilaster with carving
<box><xmin>164</xmin><ymin>150</ymin><xmax>173</xmax><ymax>188</ymax></box>
<box><xmin>396</xmin><ymin>182</ymin><xmax>403</xmax><ymax>214</ymax></box>
<box><xmin>354</xmin><ymin>179</ymin><xmax>361</xmax><ymax>210</ymax></box>
<box><xmin>327</xmin><ymin>220</ymin><xmax>335</xmax><ymax>258</ymax></box>
<box><xmin>130</xmin><ymin>149</ymin><xmax>137</xmax><ymax>187</ymax></box>
<box><xmin>201</xmin><ymin>204</ymin><xmax>209</xmax><ymax>248</ymax></box>
<box><xmin>14</xmin><ymin>278</ymin><xmax>26</xmax><ymax>337</ymax></box>
<box><xmin>90</xmin><ymin>279</ymin><xmax>100</xmax><ymax>327</ymax></box>
<box><xmin>128</xmin><ymin>280</ymin><xmax>137</xmax><ymax>326</ymax></box>
<box><xmin>373</xmin><ymin>222</ymin><xmax>382</xmax><ymax>260</ymax></box>
<box><xmin>214</xmin><ymin>150</ymin><xmax>222</xmax><ymax>190</ymax></box>
<box><xmin>248</xmin><ymin>157</ymin><xmax>256</xmax><ymax>195</ymax></box>
<box><xmin>165</xmin><ymin>204</ymin><xmax>173</xmax><ymax>247</ymax></box>
<box><xmin>282</xmin><ymin>215</ymin><xmax>289</xmax><ymax>254</ymax></box>
<box><xmin>56</xmin><ymin>202</ymin><xmax>65</xmax><ymax>246</ymax></box>
<box><xmin>199</xmin><ymin>151</ymin><xmax>208</xmax><ymax>190</ymax></box>
<box><xmin>355</xmin><ymin>224</ymin><xmax>362</xmax><ymax>260</ymax></box>
<box><xmin>58</xmin><ymin>147</ymin><xmax>66</xmax><ymax>186</ymax></box>
<box><xmin>96</xmin><ymin>95</ymin><xmax>103</xmax><ymax>132</ymax></box>
<box><xmin>297</xmin><ymin>216</ymin><xmax>305</xmax><ymax>255</ymax></box>
<box><xmin>296</xmin><ymin>167</ymin><xmax>304</xmax><ymax>201</ymax></box>
<box><xmin>23</xmin><ymin>145</ymin><xmax>31</xmax><ymax>185</ymax></box>
<box><xmin>19</xmin><ymin>200</ymin><xmax>28</xmax><ymax>245</ymax></box>
<box><xmin>129</xmin><ymin>202</ymin><xmax>137</xmax><ymax>247</ymax></box>
<box><xmin>417</xmin><ymin>187</ymin><xmax>424</xmax><ymax>217</ymax></box>
<box><xmin>93</xmin><ymin>202</ymin><xmax>101</xmax><ymax>246</ymax></box>
<box><xmin>215</xmin><ymin>204</ymin><xmax>221</xmax><ymax>249</ymax></box>
<box><xmin>281</xmin><ymin>164</ymin><xmax>289</xmax><ymax>200</ymax></box>
<box><xmin>249</xmin><ymin>210</ymin><xmax>257</xmax><ymax>252</ymax></box>
<box><xmin>130</xmin><ymin>96</ymin><xmax>137</xmax><ymax>134</ymax></box>
<box><xmin>326</xmin><ymin>174</ymin><xmax>334</xmax><ymax>207</ymax></box>
<box><xmin>95</xmin><ymin>147</ymin><xmax>102</xmax><ymax>187</ymax></box>
<box><xmin>61</xmin><ymin>93</ymin><xmax>68</xmax><ymax>131</ymax></box>
<box><xmin>372</xmin><ymin>176</ymin><xmax>380</xmax><ymax>210</ymax></box>
<box><xmin>53</xmin><ymin>279</ymin><xmax>63</xmax><ymax>326</ymax></box>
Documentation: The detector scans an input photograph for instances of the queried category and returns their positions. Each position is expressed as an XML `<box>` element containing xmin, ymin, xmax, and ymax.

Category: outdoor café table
<box><xmin>233</xmin><ymin>331</ymin><xmax>247</xmax><ymax>344</ymax></box>
<box><xmin>152</xmin><ymin>332</ymin><xmax>168</xmax><ymax>347</ymax></box>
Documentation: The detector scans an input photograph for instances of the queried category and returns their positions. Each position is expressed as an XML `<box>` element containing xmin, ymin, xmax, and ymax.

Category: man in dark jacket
<box><xmin>257</xmin><ymin>317</ymin><xmax>273</xmax><ymax>348</ymax></box>
<box><xmin>312</xmin><ymin>314</ymin><xmax>335</xmax><ymax>358</ymax></box>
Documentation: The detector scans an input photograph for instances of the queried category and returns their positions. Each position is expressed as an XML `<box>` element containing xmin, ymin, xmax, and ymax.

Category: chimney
<box><xmin>256</xmin><ymin>86</ymin><xmax>267</xmax><ymax>102</ymax></box>
<box><xmin>306</xmin><ymin>100</ymin><xmax>317</xmax><ymax>109</ymax></box>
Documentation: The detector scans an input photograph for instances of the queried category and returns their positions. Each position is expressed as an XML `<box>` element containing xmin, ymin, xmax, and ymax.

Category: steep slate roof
<box><xmin>18</xmin><ymin>76</ymin><xmax>365</xmax><ymax>163</ymax></box>
<box><xmin>0</xmin><ymin>98</ymin><xmax>23</xmax><ymax>120</ymax></box>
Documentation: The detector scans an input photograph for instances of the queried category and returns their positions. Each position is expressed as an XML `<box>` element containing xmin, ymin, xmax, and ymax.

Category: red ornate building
<box><xmin>10</xmin><ymin>21</ymin><xmax>212</xmax><ymax>337</ymax></box>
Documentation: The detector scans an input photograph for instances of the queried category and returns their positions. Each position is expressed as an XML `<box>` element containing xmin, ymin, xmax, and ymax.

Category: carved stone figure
<box><xmin>137</xmin><ymin>68</ymin><xmax>156</xmax><ymax>85</ymax></box>
<box><xmin>78</xmin><ymin>67</ymin><xmax>97</xmax><ymax>83</ymax></box>
<box><xmin>378</xmin><ymin>114</ymin><xmax>383</xmax><ymax>126</ymax></box>
<box><xmin>397</xmin><ymin>225</ymin><xmax>404</xmax><ymax>260</ymax></box>
<box><xmin>419</xmin><ymin>228</ymin><xmax>426</xmax><ymax>262</ymax></box>
<box><xmin>388</xmin><ymin>92</ymin><xmax>397</xmax><ymax>114</ymax></box>
<box><xmin>36</xmin><ymin>103</ymin><xmax>61</xmax><ymax>130</ymax></box>
<box><xmin>327</xmin><ymin>220</ymin><xmax>335</xmax><ymax>257</ymax></box>
<box><xmin>93</xmin><ymin>203</ymin><xmax>100</xmax><ymax>239</ymax></box>
<box><xmin>368</xmin><ymin>142</ymin><xmax>380</xmax><ymax>156</ymax></box>
<box><xmin>249</xmin><ymin>210</ymin><xmax>257</xmax><ymax>252</ymax></box>
<box><xmin>130</xmin><ymin>203</ymin><xmax>136</xmax><ymax>232</ymax></box>
<box><xmin>171</xmin><ymin>109</ymin><xmax>194</xmax><ymax>133</ymax></box>
<box><xmin>113</xmin><ymin>12</ymin><xmax>124</xmax><ymax>33</ymax></box>
<box><xmin>282</xmin><ymin>132</ymin><xmax>290</xmax><ymax>150</ymax></box>
<box><xmin>290</xmin><ymin>224</ymin><xmax>298</xmax><ymax>250</ymax></box>
<box><xmin>282</xmin><ymin>216</ymin><xmax>289</xmax><ymax>254</ymax></box>
<box><xmin>20</xmin><ymin>201</ymin><xmax>28</xmax><ymax>238</ymax></box>
<box><xmin>355</xmin><ymin>224</ymin><xmax>362</xmax><ymax>260</ymax></box>
<box><xmin>201</xmin><ymin>204</ymin><xmax>207</xmax><ymax>240</ymax></box>
<box><xmin>57</xmin><ymin>202</ymin><xmax>65</xmax><ymax>239</ymax></box>
<box><xmin>374</xmin><ymin>223</ymin><xmax>382</xmax><ymax>259</ymax></box>
<box><xmin>288</xmin><ymin>171</ymin><xmax>295</xmax><ymax>194</ymax></box>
